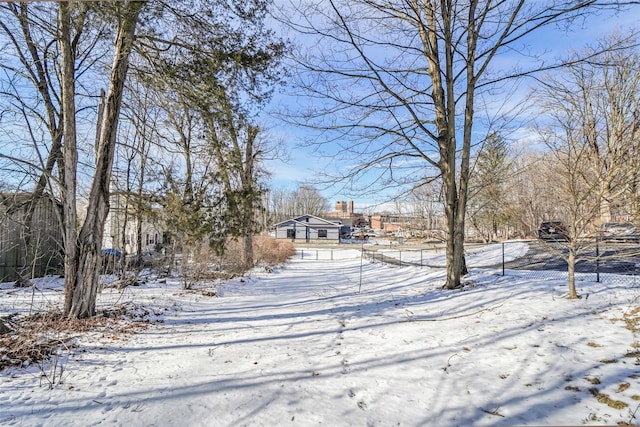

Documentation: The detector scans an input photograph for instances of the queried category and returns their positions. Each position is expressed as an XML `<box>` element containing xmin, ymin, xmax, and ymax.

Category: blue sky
<box><xmin>1</xmin><ymin>3</ymin><xmax>636</xmax><ymax>214</ymax></box>
<box><xmin>263</xmin><ymin>4</ymin><xmax>640</xmax><ymax>211</ymax></box>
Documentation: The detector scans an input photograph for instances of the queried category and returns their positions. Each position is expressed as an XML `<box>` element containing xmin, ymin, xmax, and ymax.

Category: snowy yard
<box><xmin>1</xmin><ymin>243</ymin><xmax>640</xmax><ymax>426</ymax></box>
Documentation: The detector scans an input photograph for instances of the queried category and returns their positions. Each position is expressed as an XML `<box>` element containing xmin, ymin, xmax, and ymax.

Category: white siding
<box><xmin>274</xmin><ymin>215</ymin><xmax>341</xmax><ymax>242</ymax></box>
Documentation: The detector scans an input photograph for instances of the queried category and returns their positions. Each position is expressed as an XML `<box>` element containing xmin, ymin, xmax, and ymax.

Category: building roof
<box><xmin>0</xmin><ymin>192</ymin><xmax>61</xmax><ymax>213</ymax></box>
<box><xmin>275</xmin><ymin>214</ymin><xmax>343</xmax><ymax>228</ymax></box>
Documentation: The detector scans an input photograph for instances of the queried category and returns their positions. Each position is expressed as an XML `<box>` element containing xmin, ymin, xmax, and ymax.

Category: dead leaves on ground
<box><xmin>0</xmin><ymin>303</ymin><xmax>160</xmax><ymax>371</ymax></box>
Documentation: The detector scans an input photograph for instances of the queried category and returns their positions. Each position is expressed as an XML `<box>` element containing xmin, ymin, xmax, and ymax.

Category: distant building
<box><xmin>274</xmin><ymin>214</ymin><xmax>346</xmax><ymax>242</ymax></box>
<box><xmin>0</xmin><ymin>193</ymin><xmax>64</xmax><ymax>282</ymax></box>
<box><xmin>324</xmin><ymin>200</ymin><xmax>368</xmax><ymax>228</ymax></box>
<box><xmin>369</xmin><ymin>212</ymin><xmax>445</xmax><ymax>240</ymax></box>
<box><xmin>370</xmin><ymin>213</ymin><xmax>405</xmax><ymax>233</ymax></box>
<box><xmin>102</xmin><ymin>192</ymin><xmax>167</xmax><ymax>255</ymax></box>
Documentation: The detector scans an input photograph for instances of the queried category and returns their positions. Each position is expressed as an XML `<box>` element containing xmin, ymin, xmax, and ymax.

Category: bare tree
<box><xmin>533</xmin><ymin>35</ymin><xmax>640</xmax><ymax>298</ymax></box>
<box><xmin>0</xmin><ymin>3</ymin><xmax>98</xmax><ymax>283</ymax></box>
<box><xmin>265</xmin><ymin>185</ymin><xmax>330</xmax><ymax>225</ymax></box>
<box><xmin>151</xmin><ymin>92</ymin><xmax>216</xmax><ymax>286</ymax></box>
<box><xmin>58</xmin><ymin>1</ymin><xmax>81</xmax><ymax>317</ymax></box>
<box><xmin>265</xmin><ymin>188</ymin><xmax>289</xmax><ymax>224</ymax></box>
<box><xmin>63</xmin><ymin>1</ymin><xmax>144</xmax><ymax>318</ymax></box>
<box><xmin>279</xmin><ymin>0</ymin><xmax>638</xmax><ymax>289</ymax></box>
<box><xmin>1</xmin><ymin>1</ymin><xmax>285</xmax><ymax>310</ymax></box>
<box><xmin>536</xmin><ymin>125</ymin><xmax>602</xmax><ymax>299</ymax></box>
<box><xmin>290</xmin><ymin>185</ymin><xmax>330</xmax><ymax>217</ymax></box>
<box><xmin>0</xmin><ymin>1</ymin><xmax>144</xmax><ymax>317</ymax></box>
<box><xmin>585</xmin><ymin>37</ymin><xmax>640</xmax><ymax>222</ymax></box>
<box><xmin>406</xmin><ymin>180</ymin><xmax>445</xmax><ymax>239</ymax></box>
<box><xmin>113</xmin><ymin>76</ymin><xmax>163</xmax><ymax>274</ymax></box>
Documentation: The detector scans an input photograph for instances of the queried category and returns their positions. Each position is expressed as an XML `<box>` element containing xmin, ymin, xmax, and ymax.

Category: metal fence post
<box><xmin>502</xmin><ymin>242</ymin><xmax>505</xmax><ymax>276</ymax></box>
<box><xmin>595</xmin><ymin>238</ymin><xmax>600</xmax><ymax>283</ymax></box>
<box><xmin>359</xmin><ymin>244</ymin><xmax>363</xmax><ymax>293</ymax></box>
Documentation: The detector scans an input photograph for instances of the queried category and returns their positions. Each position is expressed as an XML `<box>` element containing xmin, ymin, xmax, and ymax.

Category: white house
<box><xmin>102</xmin><ymin>193</ymin><xmax>166</xmax><ymax>254</ymax></box>
<box><xmin>274</xmin><ymin>214</ymin><xmax>345</xmax><ymax>242</ymax></box>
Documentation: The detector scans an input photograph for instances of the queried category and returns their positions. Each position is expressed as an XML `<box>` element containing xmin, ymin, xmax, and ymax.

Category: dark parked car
<box><xmin>600</xmin><ymin>222</ymin><xmax>640</xmax><ymax>242</ymax></box>
<box><xmin>538</xmin><ymin>221</ymin><xmax>569</xmax><ymax>241</ymax></box>
<box><xmin>101</xmin><ymin>248</ymin><xmax>122</xmax><ymax>258</ymax></box>
<box><xmin>101</xmin><ymin>248</ymin><xmax>122</xmax><ymax>272</ymax></box>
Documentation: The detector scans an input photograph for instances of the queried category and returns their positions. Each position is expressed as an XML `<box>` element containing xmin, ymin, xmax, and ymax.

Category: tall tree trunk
<box><xmin>242</xmin><ymin>235</ymin><xmax>253</xmax><ymax>269</ymax></box>
<box><xmin>240</xmin><ymin>126</ymin><xmax>258</xmax><ymax>269</ymax></box>
<box><xmin>135</xmin><ymin>123</ymin><xmax>149</xmax><ymax>268</ymax></box>
<box><xmin>428</xmin><ymin>1</ymin><xmax>467</xmax><ymax>290</ymax></box>
<box><xmin>65</xmin><ymin>1</ymin><xmax>143</xmax><ymax>318</ymax></box>
<box><xmin>59</xmin><ymin>2</ymin><xmax>80</xmax><ymax>316</ymax></box>
<box><xmin>449</xmin><ymin>0</ymin><xmax>478</xmax><ymax>288</ymax></box>
<box><xmin>425</xmin><ymin>5</ymin><xmax>448</xmax><ymax>284</ymax></box>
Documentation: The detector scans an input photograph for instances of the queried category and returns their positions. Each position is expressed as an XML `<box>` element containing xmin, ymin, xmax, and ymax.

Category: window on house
<box><xmin>287</xmin><ymin>229</ymin><xmax>295</xmax><ymax>239</ymax></box>
<box><xmin>318</xmin><ymin>229</ymin><xmax>327</xmax><ymax>238</ymax></box>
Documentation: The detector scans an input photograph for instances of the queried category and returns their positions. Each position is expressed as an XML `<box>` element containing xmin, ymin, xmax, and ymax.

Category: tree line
<box><xmin>0</xmin><ymin>1</ymin><xmax>285</xmax><ymax>318</ymax></box>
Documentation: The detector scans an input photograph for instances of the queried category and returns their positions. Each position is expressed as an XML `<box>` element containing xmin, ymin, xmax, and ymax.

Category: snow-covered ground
<box><xmin>1</xmin><ymin>242</ymin><xmax>640</xmax><ymax>426</ymax></box>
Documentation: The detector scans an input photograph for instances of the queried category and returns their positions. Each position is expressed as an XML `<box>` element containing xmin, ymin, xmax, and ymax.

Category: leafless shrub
<box><xmin>219</xmin><ymin>239</ymin><xmax>246</xmax><ymax>275</ymax></box>
<box><xmin>179</xmin><ymin>244</ymin><xmax>222</xmax><ymax>289</ymax></box>
<box><xmin>177</xmin><ymin>236</ymin><xmax>295</xmax><ymax>288</ymax></box>
<box><xmin>219</xmin><ymin>236</ymin><xmax>295</xmax><ymax>275</ymax></box>
<box><xmin>252</xmin><ymin>236</ymin><xmax>295</xmax><ymax>266</ymax></box>
<box><xmin>0</xmin><ymin>304</ymin><xmax>157</xmax><ymax>383</ymax></box>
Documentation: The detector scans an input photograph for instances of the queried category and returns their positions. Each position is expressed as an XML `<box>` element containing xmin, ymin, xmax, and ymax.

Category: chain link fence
<box><xmin>295</xmin><ymin>240</ymin><xmax>640</xmax><ymax>287</ymax></box>
<box><xmin>501</xmin><ymin>240</ymin><xmax>640</xmax><ymax>286</ymax></box>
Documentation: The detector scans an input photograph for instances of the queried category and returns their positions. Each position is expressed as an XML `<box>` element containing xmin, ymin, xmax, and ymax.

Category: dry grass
<box><xmin>207</xmin><ymin>236</ymin><xmax>295</xmax><ymax>274</ymax></box>
<box><xmin>253</xmin><ymin>235</ymin><xmax>295</xmax><ymax>266</ymax></box>
<box><xmin>177</xmin><ymin>236</ymin><xmax>295</xmax><ymax>288</ymax></box>
<box><xmin>217</xmin><ymin>236</ymin><xmax>296</xmax><ymax>273</ymax></box>
<box><xmin>589</xmin><ymin>388</ymin><xmax>628</xmax><ymax>409</ymax></box>
<box><xmin>1</xmin><ymin>311</ymin><xmax>67</xmax><ymax>371</ymax></box>
<box><xmin>624</xmin><ymin>306</ymin><xmax>640</xmax><ymax>333</ymax></box>
<box><xmin>586</xmin><ymin>376</ymin><xmax>601</xmax><ymax>385</ymax></box>
<box><xmin>0</xmin><ymin>304</ymin><xmax>156</xmax><ymax>372</ymax></box>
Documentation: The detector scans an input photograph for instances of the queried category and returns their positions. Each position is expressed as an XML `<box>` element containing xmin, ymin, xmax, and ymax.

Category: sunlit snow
<box><xmin>1</xmin><ymin>242</ymin><xmax>639</xmax><ymax>426</ymax></box>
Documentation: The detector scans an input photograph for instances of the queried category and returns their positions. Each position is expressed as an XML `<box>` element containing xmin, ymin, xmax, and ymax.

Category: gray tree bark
<box><xmin>64</xmin><ymin>1</ymin><xmax>143</xmax><ymax>318</ymax></box>
<box><xmin>59</xmin><ymin>2</ymin><xmax>80</xmax><ymax>316</ymax></box>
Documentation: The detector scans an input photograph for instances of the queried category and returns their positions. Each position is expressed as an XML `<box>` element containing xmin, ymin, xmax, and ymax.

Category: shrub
<box><xmin>253</xmin><ymin>235</ymin><xmax>296</xmax><ymax>266</ymax></box>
